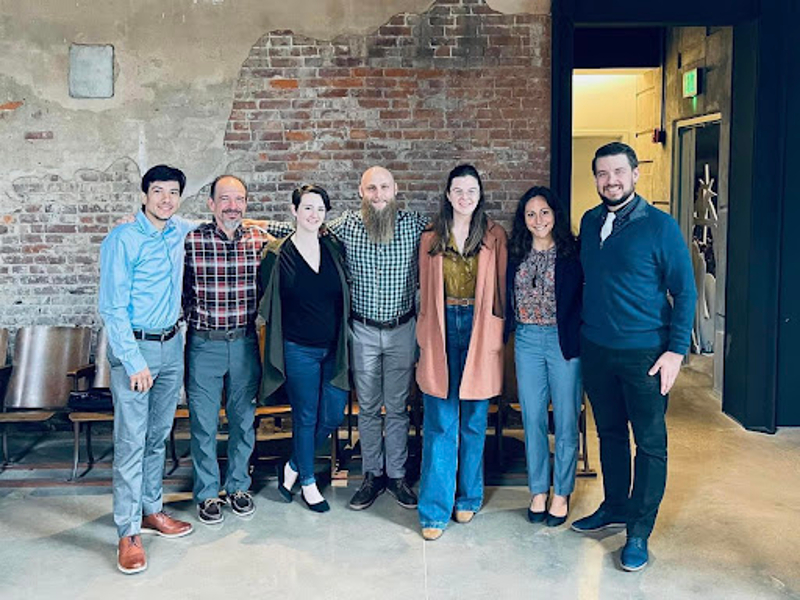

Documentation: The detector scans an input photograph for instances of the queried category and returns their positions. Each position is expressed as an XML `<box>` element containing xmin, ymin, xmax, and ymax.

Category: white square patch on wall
<box><xmin>69</xmin><ymin>44</ymin><xmax>114</xmax><ymax>98</ymax></box>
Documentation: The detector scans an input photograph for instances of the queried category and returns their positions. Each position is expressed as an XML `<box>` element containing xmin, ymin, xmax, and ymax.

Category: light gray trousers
<box><xmin>350</xmin><ymin>318</ymin><xmax>416</xmax><ymax>479</ymax></box>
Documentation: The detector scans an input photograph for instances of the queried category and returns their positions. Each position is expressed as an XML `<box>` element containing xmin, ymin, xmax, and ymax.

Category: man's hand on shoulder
<box><xmin>648</xmin><ymin>351</ymin><xmax>684</xmax><ymax>395</ymax></box>
<box><xmin>129</xmin><ymin>367</ymin><xmax>154</xmax><ymax>393</ymax></box>
<box><xmin>114</xmin><ymin>213</ymin><xmax>136</xmax><ymax>227</ymax></box>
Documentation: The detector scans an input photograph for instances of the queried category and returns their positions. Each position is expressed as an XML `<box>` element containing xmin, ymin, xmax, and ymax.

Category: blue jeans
<box><xmin>108</xmin><ymin>334</ymin><xmax>184</xmax><ymax>538</ymax></box>
<box><xmin>419</xmin><ymin>305</ymin><xmax>490</xmax><ymax>530</ymax></box>
<box><xmin>186</xmin><ymin>332</ymin><xmax>260</xmax><ymax>503</ymax></box>
<box><xmin>284</xmin><ymin>340</ymin><xmax>348</xmax><ymax>485</ymax></box>
<box><xmin>514</xmin><ymin>324</ymin><xmax>582</xmax><ymax>496</ymax></box>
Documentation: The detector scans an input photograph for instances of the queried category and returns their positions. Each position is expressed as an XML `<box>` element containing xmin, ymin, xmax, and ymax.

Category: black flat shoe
<box><xmin>546</xmin><ymin>495</ymin><xmax>570</xmax><ymax>528</ymax></box>
<box><xmin>527</xmin><ymin>508</ymin><xmax>547</xmax><ymax>523</ymax></box>
<box><xmin>301</xmin><ymin>489</ymin><xmax>330</xmax><ymax>513</ymax></box>
<box><xmin>527</xmin><ymin>493</ymin><xmax>548</xmax><ymax>523</ymax></box>
<box><xmin>277</xmin><ymin>463</ymin><xmax>294</xmax><ymax>503</ymax></box>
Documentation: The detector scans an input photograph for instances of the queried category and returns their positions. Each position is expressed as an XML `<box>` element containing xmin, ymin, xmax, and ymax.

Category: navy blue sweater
<box><xmin>580</xmin><ymin>196</ymin><xmax>696</xmax><ymax>354</ymax></box>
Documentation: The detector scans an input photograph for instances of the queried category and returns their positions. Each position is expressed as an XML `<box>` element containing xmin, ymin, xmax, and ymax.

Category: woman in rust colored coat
<box><xmin>416</xmin><ymin>164</ymin><xmax>507</xmax><ymax>541</ymax></box>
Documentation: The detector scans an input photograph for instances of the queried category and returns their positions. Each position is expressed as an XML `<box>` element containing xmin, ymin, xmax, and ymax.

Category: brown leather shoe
<box><xmin>117</xmin><ymin>535</ymin><xmax>147</xmax><ymax>574</ymax></box>
<box><xmin>141</xmin><ymin>512</ymin><xmax>194</xmax><ymax>539</ymax></box>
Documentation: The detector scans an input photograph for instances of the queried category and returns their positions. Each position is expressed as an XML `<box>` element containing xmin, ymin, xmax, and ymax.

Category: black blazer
<box><xmin>504</xmin><ymin>250</ymin><xmax>583</xmax><ymax>360</ymax></box>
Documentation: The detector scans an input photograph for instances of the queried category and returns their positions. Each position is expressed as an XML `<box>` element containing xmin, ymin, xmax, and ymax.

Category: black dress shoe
<box><xmin>277</xmin><ymin>463</ymin><xmax>294</xmax><ymax>503</ymax></box>
<box><xmin>546</xmin><ymin>495</ymin><xmax>570</xmax><ymax>528</ymax></box>
<box><xmin>349</xmin><ymin>473</ymin><xmax>385</xmax><ymax>510</ymax></box>
<box><xmin>301</xmin><ymin>489</ymin><xmax>330</xmax><ymax>513</ymax></box>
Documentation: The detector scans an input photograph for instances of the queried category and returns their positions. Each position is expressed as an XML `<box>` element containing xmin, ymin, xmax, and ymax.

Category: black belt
<box><xmin>132</xmin><ymin>322</ymin><xmax>180</xmax><ymax>342</ymax></box>
<box><xmin>351</xmin><ymin>309</ymin><xmax>415</xmax><ymax>330</ymax></box>
<box><xmin>189</xmin><ymin>327</ymin><xmax>254</xmax><ymax>341</ymax></box>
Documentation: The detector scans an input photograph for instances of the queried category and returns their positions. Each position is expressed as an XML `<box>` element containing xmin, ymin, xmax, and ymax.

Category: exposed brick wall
<box><xmin>0</xmin><ymin>159</ymin><xmax>210</xmax><ymax>339</ymax></box>
<box><xmin>0</xmin><ymin>0</ymin><xmax>551</xmax><ymax>349</ymax></box>
<box><xmin>2</xmin><ymin>160</ymin><xmax>140</xmax><ymax>334</ymax></box>
<box><xmin>226</xmin><ymin>0</ymin><xmax>551</xmax><ymax>218</ymax></box>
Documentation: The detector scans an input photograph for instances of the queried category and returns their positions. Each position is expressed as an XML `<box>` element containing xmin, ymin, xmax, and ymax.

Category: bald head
<box><xmin>359</xmin><ymin>166</ymin><xmax>397</xmax><ymax>211</ymax></box>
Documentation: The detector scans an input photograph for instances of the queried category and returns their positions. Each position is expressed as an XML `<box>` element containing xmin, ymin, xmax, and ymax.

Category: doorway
<box><xmin>674</xmin><ymin>114</ymin><xmax>727</xmax><ymax>395</ymax></box>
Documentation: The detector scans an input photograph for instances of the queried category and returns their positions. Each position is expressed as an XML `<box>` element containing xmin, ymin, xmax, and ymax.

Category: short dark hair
<box><xmin>591</xmin><ymin>142</ymin><xmax>639</xmax><ymax>174</ymax></box>
<box><xmin>141</xmin><ymin>164</ymin><xmax>186</xmax><ymax>195</ymax></box>
<box><xmin>292</xmin><ymin>184</ymin><xmax>331</xmax><ymax>211</ymax></box>
<box><xmin>209</xmin><ymin>174</ymin><xmax>247</xmax><ymax>199</ymax></box>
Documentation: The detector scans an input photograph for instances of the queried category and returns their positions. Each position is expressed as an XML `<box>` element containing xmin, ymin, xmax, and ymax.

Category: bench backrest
<box><xmin>4</xmin><ymin>326</ymin><xmax>92</xmax><ymax>410</ymax></box>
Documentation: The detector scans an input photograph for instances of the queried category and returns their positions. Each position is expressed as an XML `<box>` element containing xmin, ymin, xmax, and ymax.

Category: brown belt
<box><xmin>445</xmin><ymin>297</ymin><xmax>475</xmax><ymax>306</ymax></box>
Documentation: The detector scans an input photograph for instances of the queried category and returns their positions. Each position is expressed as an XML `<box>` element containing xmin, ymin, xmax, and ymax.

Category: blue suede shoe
<box><xmin>620</xmin><ymin>537</ymin><xmax>649</xmax><ymax>571</ymax></box>
<box><xmin>570</xmin><ymin>507</ymin><xmax>626</xmax><ymax>533</ymax></box>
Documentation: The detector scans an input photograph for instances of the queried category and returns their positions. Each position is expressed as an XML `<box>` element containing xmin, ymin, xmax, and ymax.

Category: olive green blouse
<box><xmin>442</xmin><ymin>232</ymin><xmax>478</xmax><ymax>299</ymax></box>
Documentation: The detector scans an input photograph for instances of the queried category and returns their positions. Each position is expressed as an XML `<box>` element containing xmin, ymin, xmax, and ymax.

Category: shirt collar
<box><xmin>607</xmin><ymin>194</ymin><xmax>641</xmax><ymax>222</ymax></box>
<box><xmin>135</xmin><ymin>210</ymin><xmax>175</xmax><ymax>237</ymax></box>
<box><xmin>213</xmin><ymin>221</ymin><xmax>245</xmax><ymax>241</ymax></box>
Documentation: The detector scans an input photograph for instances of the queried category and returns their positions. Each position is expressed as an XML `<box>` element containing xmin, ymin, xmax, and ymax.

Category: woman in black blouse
<box><xmin>506</xmin><ymin>186</ymin><xmax>583</xmax><ymax>527</ymax></box>
<box><xmin>258</xmin><ymin>185</ymin><xmax>350</xmax><ymax>512</ymax></box>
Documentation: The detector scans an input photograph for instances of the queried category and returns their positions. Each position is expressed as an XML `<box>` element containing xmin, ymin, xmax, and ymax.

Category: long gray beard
<box><xmin>362</xmin><ymin>201</ymin><xmax>398</xmax><ymax>244</ymax></box>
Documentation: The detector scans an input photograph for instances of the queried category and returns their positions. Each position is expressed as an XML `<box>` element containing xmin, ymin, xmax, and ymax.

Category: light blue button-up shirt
<box><xmin>98</xmin><ymin>210</ymin><xmax>195</xmax><ymax>375</ymax></box>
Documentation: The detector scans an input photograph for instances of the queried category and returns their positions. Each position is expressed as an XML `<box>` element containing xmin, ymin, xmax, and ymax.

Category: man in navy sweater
<box><xmin>571</xmin><ymin>142</ymin><xmax>696</xmax><ymax>572</ymax></box>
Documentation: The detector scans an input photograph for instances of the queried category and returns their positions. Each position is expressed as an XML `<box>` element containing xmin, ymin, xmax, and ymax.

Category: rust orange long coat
<box><xmin>415</xmin><ymin>220</ymin><xmax>508</xmax><ymax>401</ymax></box>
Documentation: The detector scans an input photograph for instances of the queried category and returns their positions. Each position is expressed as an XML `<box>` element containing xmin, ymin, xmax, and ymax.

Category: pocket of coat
<box><xmin>485</xmin><ymin>314</ymin><xmax>505</xmax><ymax>353</ymax></box>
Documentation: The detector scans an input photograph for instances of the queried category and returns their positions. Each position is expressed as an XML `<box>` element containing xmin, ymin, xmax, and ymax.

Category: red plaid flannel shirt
<box><xmin>183</xmin><ymin>223</ymin><xmax>274</xmax><ymax>330</ymax></box>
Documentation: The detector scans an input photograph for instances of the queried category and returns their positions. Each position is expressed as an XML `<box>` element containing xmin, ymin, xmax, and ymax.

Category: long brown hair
<box><xmin>428</xmin><ymin>164</ymin><xmax>489</xmax><ymax>257</ymax></box>
<box><xmin>509</xmin><ymin>186</ymin><xmax>577</xmax><ymax>263</ymax></box>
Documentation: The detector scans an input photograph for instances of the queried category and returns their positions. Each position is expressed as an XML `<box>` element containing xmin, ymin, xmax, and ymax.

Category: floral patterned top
<box><xmin>514</xmin><ymin>245</ymin><xmax>557</xmax><ymax>325</ymax></box>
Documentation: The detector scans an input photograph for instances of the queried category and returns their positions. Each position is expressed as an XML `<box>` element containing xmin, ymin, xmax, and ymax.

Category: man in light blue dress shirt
<box><xmin>99</xmin><ymin>165</ymin><xmax>196</xmax><ymax>574</ymax></box>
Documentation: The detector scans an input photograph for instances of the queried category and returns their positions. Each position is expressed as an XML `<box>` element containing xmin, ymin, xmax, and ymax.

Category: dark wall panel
<box><xmin>777</xmin><ymin>0</ymin><xmax>800</xmax><ymax>426</ymax></box>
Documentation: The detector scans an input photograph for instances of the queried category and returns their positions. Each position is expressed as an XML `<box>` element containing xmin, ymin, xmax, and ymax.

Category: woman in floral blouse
<box><xmin>506</xmin><ymin>186</ymin><xmax>583</xmax><ymax>527</ymax></box>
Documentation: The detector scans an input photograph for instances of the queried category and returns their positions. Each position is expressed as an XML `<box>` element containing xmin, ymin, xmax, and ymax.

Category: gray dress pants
<box><xmin>351</xmin><ymin>318</ymin><xmax>416</xmax><ymax>479</ymax></box>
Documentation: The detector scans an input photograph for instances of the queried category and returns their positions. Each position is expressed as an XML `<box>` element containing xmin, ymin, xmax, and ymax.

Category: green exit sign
<box><xmin>683</xmin><ymin>68</ymin><xmax>701</xmax><ymax>98</ymax></box>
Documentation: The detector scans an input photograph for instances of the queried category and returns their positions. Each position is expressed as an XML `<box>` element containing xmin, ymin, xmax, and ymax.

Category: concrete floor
<box><xmin>1</xmin><ymin>365</ymin><xmax>799</xmax><ymax>600</ymax></box>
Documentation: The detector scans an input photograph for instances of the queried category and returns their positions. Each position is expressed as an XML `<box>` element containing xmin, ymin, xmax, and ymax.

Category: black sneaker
<box><xmin>197</xmin><ymin>498</ymin><xmax>225</xmax><ymax>524</ymax></box>
<box><xmin>386</xmin><ymin>477</ymin><xmax>418</xmax><ymax>509</ymax></box>
<box><xmin>227</xmin><ymin>490</ymin><xmax>256</xmax><ymax>517</ymax></box>
<box><xmin>349</xmin><ymin>473</ymin><xmax>386</xmax><ymax>510</ymax></box>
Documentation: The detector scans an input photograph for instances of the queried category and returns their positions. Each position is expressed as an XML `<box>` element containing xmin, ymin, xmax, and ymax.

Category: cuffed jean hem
<box><xmin>454</xmin><ymin>502</ymin><xmax>482</xmax><ymax>513</ymax></box>
<box><xmin>420</xmin><ymin>520</ymin><xmax>450</xmax><ymax>530</ymax></box>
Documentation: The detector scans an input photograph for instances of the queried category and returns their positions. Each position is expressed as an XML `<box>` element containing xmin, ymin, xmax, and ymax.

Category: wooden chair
<box><xmin>0</xmin><ymin>326</ymin><xmax>92</xmax><ymax>466</ymax></box>
<box><xmin>67</xmin><ymin>328</ymin><xmax>114</xmax><ymax>480</ymax></box>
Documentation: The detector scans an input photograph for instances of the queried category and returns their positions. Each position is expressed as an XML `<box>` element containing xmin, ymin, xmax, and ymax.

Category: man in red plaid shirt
<box><xmin>183</xmin><ymin>175</ymin><xmax>274</xmax><ymax>524</ymax></box>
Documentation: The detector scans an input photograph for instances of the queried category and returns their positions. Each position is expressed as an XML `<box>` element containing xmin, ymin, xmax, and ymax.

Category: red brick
<box><xmin>0</xmin><ymin>101</ymin><xmax>23</xmax><ymax>111</ymax></box>
<box><xmin>270</xmin><ymin>79</ymin><xmax>299</xmax><ymax>89</ymax></box>
<box><xmin>330</xmin><ymin>78</ymin><xmax>363</xmax><ymax>88</ymax></box>
<box><xmin>286</xmin><ymin>130</ymin><xmax>313</xmax><ymax>142</ymax></box>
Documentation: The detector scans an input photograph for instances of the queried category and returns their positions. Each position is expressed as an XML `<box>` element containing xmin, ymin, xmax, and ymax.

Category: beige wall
<box><xmin>571</xmin><ymin>73</ymin><xmax>636</xmax><ymax>232</ymax></box>
<box><xmin>571</xmin><ymin>69</ymin><xmax>665</xmax><ymax>232</ymax></box>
